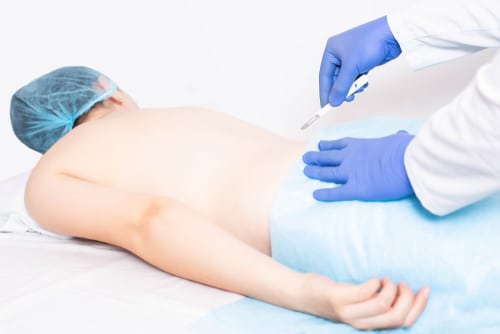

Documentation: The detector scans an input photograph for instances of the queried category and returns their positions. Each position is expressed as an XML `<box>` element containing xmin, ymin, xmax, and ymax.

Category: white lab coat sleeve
<box><xmin>387</xmin><ymin>0</ymin><xmax>500</xmax><ymax>70</ymax></box>
<box><xmin>404</xmin><ymin>51</ymin><xmax>500</xmax><ymax>216</ymax></box>
<box><xmin>386</xmin><ymin>0</ymin><xmax>500</xmax><ymax>215</ymax></box>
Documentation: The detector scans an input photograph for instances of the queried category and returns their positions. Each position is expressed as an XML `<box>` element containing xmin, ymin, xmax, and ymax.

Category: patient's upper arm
<box><xmin>25</xmin><ymin>162</ymin><xmax>161</xmax><ymax>248</ymax></box>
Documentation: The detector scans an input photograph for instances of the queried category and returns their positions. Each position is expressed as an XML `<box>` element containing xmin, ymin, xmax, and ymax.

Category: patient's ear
<box><xmin>96</xmin><ymin>76</ymin><xmax>124</xmax><ymax>105</ymax></box>
<box><xmin>96</xmin><ymin>75</ymin><xmax>113</xmax><ymax>91</ymax></box>
<box><xmin>107</xmin><ymin>91</ymin><xmax>125</xmax><ymax>106</ymax></box>
<box><xmin>96</xmin><ymin>75</ymin><xmax>139</xmax><ymax>110</ymax></box>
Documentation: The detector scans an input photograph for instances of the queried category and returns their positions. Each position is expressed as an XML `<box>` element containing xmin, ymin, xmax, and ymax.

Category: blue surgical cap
<box><xmin>10</xmin><ymin>66</ymin><xmax>118</xmax><ymax>154</ymax></box>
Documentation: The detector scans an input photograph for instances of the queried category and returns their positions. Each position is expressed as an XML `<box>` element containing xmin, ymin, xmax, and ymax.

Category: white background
<box><xmin>0</xmin><ymin>0</ymin><xmax>494</xmax><ymax>181</ymax></box>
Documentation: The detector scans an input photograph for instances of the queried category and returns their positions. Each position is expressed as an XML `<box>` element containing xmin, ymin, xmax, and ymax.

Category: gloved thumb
<box><xmin>329</xmin><ymin>67</ymin><xmax>358</xmax><ymax>106</ymax></box>
<box><xmin>313</xmin><ymin>184</ymin><xmax>355</xmax><ymax>202</ymax></box>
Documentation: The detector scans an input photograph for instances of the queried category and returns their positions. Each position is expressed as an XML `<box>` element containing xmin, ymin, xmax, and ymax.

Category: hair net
<box><xmin>10</xmin><ymin>66</ymin><xmax>118</xmax><ymax>154</ymax></box>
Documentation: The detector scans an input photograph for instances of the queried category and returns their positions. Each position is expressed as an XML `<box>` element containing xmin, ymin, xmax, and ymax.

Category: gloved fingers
<box><xmin>318</xmin><ymin>138</ymin><xmax>350</xmax><ymax>151</ymax></box>
<box><xmin>345</xmin><ymin>83</ymin><xmax>369</xmax><ymax>102</ymax></box>
<box><xmin>303</xmin><ymin>165</ymin><xmax>347</xmax><ymax>183</ymax></box>
<box><xmin>329</xmin><ymin>66</ymin><xmax>358</xmax><ymax>106</ymax></box>
<box><xmin>319</xmin><ymin>51</ymin><xmax>341</xmax><ymax>107</ymax></box>
<box><xmin>312</xmin><ymin>183</ymin><xmax>355</xmax><ymax>201</ymax></box>
<box><xmin>302</xmin><ymin>150</ymin><xmax>345</xmax><ymax>166</ymax></box>
<box><xmin>348</xmin><ymin>82</ymin><xmax>369</xmax><ymax>99</ymax></box>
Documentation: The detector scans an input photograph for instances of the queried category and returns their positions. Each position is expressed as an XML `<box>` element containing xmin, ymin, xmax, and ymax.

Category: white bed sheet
<box><xmin>0</xmin><ymin>171</ymin><xmax>244</xmax><ymax>333</ymax></box>
<box><xmin>0</xmin><ymin>231</ymin><xmax>242</xmax><ymax>333</ymax></box>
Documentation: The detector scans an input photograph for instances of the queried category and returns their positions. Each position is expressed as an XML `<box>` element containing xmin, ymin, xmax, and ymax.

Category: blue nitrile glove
<box><xmin>319</xmin><ymin>16</ymin><xmax>401</xmax><ymax>107</ymax></box>
<box><xmin>302</xmin><ymin>131</ymin><xmax>415</xmax><ymax>201</ymax></box>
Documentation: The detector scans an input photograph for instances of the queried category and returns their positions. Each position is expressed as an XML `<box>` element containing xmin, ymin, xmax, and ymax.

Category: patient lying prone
<box><xmin>13</xmin><ymin>66</ymin><xmax>428</xmax><ymax>330</ymax></box>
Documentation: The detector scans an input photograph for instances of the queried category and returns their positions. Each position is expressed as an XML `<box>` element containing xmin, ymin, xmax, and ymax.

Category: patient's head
<box><xmin>72</xmin><ymin>77</ymin><xmax>138</xmax><ymax>127</ymax></box>
<box><xmin>10</xmin><ymin>66</ymin><xmax>136</xmax><ymax>154</ymax></box>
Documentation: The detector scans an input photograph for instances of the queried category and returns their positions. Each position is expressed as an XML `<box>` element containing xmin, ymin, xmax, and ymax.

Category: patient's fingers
<box><xmin>350</xmin><ymin>282</ymin><xmax>428</xmax><ymax>331</ymax></box>
<box><xmin>371</xmin><ymin>282</ymin><xmax>414</xmax><ymax>328</ymax></box>
<box><xmin>341</xmin><ymin>278</ymin><xmax>398</xmax><ymax>321</ymax></box>
<box><xmin>333</xmin><ymin>277</ymin><xmax>381</xmax><ymax>304</ymax></box>
<box><xmin>403</xmin><ymin>286</ymin><xmax>430</xmax><ymax>327</ymax></box>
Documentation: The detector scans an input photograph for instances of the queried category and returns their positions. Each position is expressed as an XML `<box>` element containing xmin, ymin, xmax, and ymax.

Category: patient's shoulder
<box><xmin>27</xmin><ymin>121</ymin><xmax>112</xmax><ymax>192</ymax></box>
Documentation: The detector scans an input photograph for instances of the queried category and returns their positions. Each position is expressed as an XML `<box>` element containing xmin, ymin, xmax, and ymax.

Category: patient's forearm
<box><xmin>127</xmin><ymin>200</ymin><xmax>305</xmax><ymax>311</ymax></box>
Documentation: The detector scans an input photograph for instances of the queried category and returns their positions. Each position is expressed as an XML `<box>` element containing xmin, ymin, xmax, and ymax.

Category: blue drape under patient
<box><xmin>270</xmin><ymin>118</ymin><xmax>500</xmax><ymax>332</ymax></box>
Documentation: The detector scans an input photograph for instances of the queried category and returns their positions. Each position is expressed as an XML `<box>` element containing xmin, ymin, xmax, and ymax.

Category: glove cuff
<box><xmin>378</xmin><ymin>16</ymin><xmax>402</xmax><ymax>63</ymax></box>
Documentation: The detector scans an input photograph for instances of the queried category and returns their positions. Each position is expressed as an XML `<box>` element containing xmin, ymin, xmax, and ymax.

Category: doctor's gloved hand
<box><xmin>320</xmin><ymin>16</ymin><xmax>401</xmax><ymax>107</ymax></box>
<box><xmin>302</xmin><ymin>131</ymin><xmax>415</xmax><ymax>202</ymax></box>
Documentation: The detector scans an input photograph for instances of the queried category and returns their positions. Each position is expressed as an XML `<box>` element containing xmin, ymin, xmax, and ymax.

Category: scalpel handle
<box><xmin>300</xmin><ymin>74</ymin><xmax>369</xmax><ymax>130</ymax></box>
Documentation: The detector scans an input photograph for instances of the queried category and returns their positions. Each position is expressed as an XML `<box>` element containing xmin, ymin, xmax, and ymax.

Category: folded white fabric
<box><xmin>0</xmin><ymin>170</ymin><xmax>70</xmax><ymax>239</ymax></box>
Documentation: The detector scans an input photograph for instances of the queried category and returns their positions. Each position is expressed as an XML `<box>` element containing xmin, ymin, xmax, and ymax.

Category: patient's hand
<box><xmin>300</xmin><ymin>274</ymin><xmax>429</xmax><ymax>330</ymax></box>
